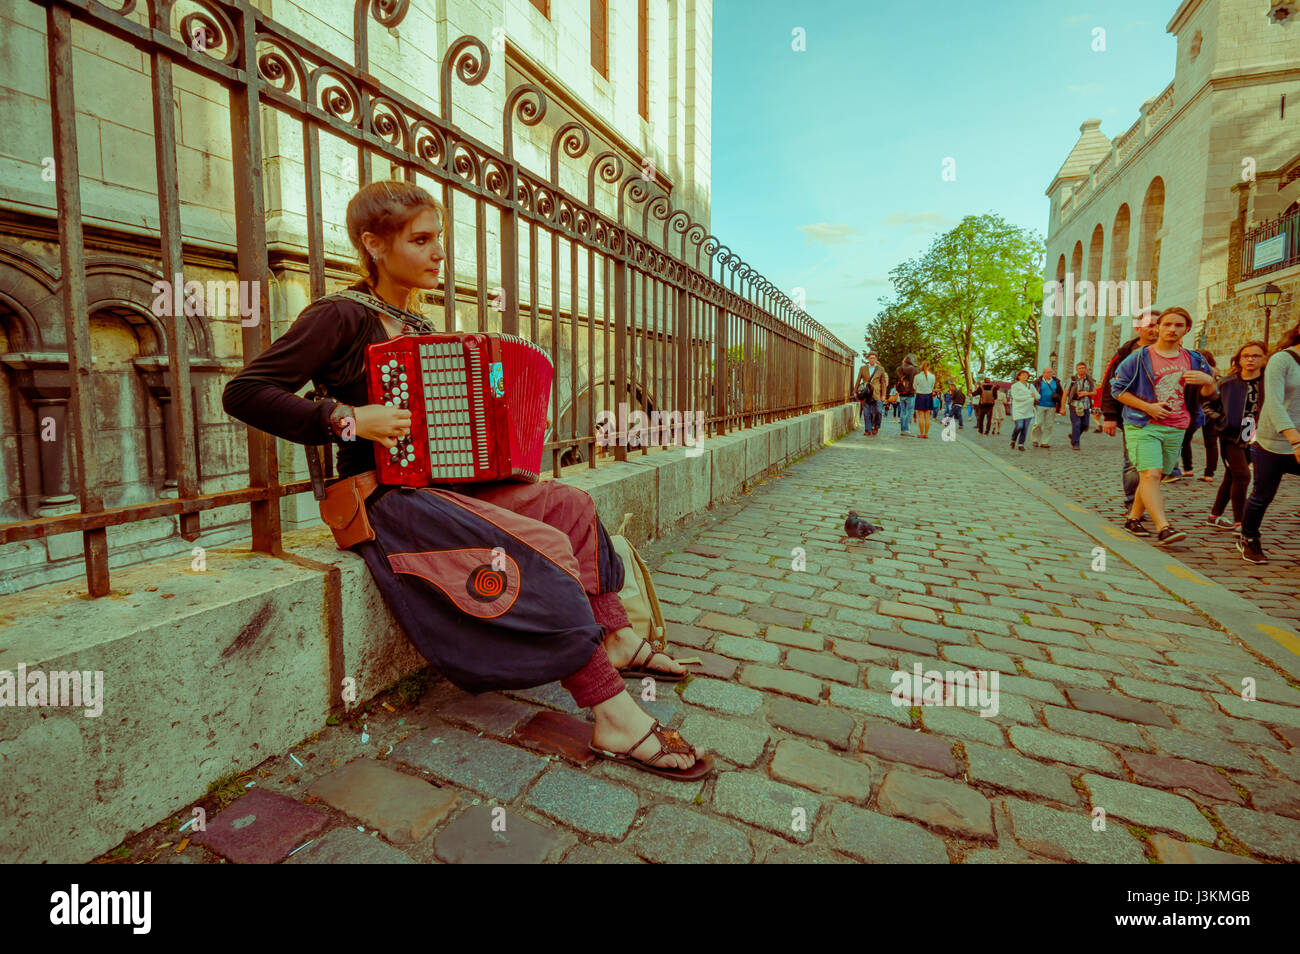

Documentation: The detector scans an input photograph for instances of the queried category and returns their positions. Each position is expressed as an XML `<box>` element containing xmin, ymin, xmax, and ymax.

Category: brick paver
<box><xmin>107</xmin><ymin>420</ymin><xmax>1300</xmax><ymax>864</ymax></box>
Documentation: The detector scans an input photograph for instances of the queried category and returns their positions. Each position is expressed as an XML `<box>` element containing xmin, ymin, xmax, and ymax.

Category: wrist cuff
<box><xmin>589</xmin><ymin>590</ymin><xmax>631</xmax><ymax>636</ymax></box>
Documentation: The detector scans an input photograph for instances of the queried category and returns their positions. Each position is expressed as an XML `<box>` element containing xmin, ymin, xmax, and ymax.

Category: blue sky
<box><xmin>710</xmin><ymin>0</ymin><xmax>1182</xmax><ymax>358</ymax></box>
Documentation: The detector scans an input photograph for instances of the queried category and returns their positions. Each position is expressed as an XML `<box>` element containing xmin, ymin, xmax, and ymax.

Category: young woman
<box><xmin>1238</xmin><ymin>323</ymin><xmax>1300</xmax><ymax>564</ymax></box>
<box><xmin>1208</xmin><ymin>342</ymin><xmax>1265</xmax><ymax>530</ymax></box>
<box><xmin>223</xmin><ymin>181</ymin><xmax>711</xmax><ymax>779</ymax></box>
<box><xmin>1009</xmin><ymin>370</ymin><xmax>1035</xmax><ymax>451</ymax></box>
<box><xmin>913</xmin><ymin>360</ymin><xmax>937</xmax><ymax>438</ymax></box>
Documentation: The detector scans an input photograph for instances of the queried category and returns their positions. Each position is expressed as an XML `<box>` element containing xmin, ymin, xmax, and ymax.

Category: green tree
<box><xmin>865</xmin><ymin>301</ymin><xmax>959</xmax><ymax>387</ymax></box>
<box><xmin>887</xmin><ymin>214</ymin><xmax>1043</xmax><ymax>389</ymax></box>
<box><xmin>864</xmin><ymin>303</ymin><xmax>928</xmax><ymax>379</ymax></box>
<box><xmin>986</xmin><ymin>295</ymin><xmax>1041</xmax><ymax>380</ymax></box>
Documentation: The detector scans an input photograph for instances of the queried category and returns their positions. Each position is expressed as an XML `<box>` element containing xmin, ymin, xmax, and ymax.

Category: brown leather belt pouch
<box><xmin>319</xmin><ymin>470</ymin><xmax>379</xmax><ymax>550</ymax></box>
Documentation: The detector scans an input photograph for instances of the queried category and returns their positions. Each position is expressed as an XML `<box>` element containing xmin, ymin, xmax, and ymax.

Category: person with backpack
<box><xmin>1030</xmin><ymin>366</ymin><xmax>1065</xmax><ymax>447</ymax></box>
<box><xmin>1238</xmin><ymin>324</ymin><xmax>1300</xmax><ymax>564</ymax></box>
<box><xmin>974</xmin><ymin>377</ymin><xmax>999</xmax><ymax>434</ymax></box>
<box><xmin>1065</xmin><ymin>362</ymin><xmax>1097</xmax><ymax>451</ymax></box>
<box><xmin>1109</xmin><ymin>306</ymin><xmax>1219</xmax><ymax>546</ymax></box>
<box><xmin>895</xmin><ymin>355</ymin><xmax>918</xmax><ymax>437</ymax></box>
<box><xmin>1207</xmin><ymin>341</ymin><xmax>1266</xmax><ymax>532</ymax></box>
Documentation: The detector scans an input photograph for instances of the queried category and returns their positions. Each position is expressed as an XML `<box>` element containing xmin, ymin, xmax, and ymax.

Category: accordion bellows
<box><xmin>367</xmin><ymin>332</ymin><xmax>554</xmax><ymax>486</ymax></box>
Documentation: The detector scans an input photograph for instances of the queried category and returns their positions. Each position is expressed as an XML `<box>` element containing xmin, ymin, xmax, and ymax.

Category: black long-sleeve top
<box><xmin>222</xmin><ymin>282</ymin><xmax>391</xmax><ymax>479</ymax></box>
<box><xmin>1100</xmin><ymin>335</ymin><xmax>1142</xmax><ymax>422</ymax></box>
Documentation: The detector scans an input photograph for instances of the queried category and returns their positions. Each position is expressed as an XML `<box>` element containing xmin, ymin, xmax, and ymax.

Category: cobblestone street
<box><xmin>117</xmin><ymin>417</ymin><xmax>1300</xmax><ymax>864</ymax></box>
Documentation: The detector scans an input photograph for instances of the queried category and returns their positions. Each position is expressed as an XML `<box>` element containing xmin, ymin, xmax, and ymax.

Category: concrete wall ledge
<box><xmin>0</xmin><ymin>404</ymin><xmax>856</xmax><ymax>861</ymax></box>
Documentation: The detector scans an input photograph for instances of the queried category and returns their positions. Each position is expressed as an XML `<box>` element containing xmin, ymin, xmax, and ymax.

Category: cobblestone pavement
<box><xmin>975</xmin><ymin>413</ymin><xmax>1300</xmax><ymax>629</ymax></box>
<box><xmin>109</xmin><ymin>418</ymin><xmax>1300</xmax><ymax>864</ymax></box>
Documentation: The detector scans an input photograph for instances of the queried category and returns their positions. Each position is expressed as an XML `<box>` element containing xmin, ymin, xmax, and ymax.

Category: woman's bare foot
<box><xmin>590</xmin><ymin>690</ymin><xmax>696</xmax><ymax>770</ymax></box>
<box><xmin>602</xmin><ymin>625</ymin><xmax>687</xmax><ymax>677</ymax></box>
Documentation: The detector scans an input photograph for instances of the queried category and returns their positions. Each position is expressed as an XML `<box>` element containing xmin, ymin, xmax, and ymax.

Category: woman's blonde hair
<box><xmin>345</xmin><ymin>179</ymin><xmax>445</xmax><ymax>311</ymax></box>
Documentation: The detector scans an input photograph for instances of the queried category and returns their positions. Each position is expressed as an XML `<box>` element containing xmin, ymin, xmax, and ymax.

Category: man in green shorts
<box><xmin>1109</xmin><ymin>307</ymin><xmax>1219</xmax><ymax>546</ymax></box>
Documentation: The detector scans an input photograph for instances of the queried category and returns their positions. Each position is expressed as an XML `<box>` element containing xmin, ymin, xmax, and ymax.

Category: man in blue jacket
<box><xmin>1109</xmin><ymin>306</ymin><xmax>1219</xmax><ymax>546</ymax></box>
<box><xmin>1030</xmin><ymin>367</ymin><xmax>1064</xmax><ymax>447</ymax></box>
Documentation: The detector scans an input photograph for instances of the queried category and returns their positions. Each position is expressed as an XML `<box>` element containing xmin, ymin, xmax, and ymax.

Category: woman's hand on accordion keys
<box><xmin>353</xmin><ymin>403</ymin><xmax>412</xmax><ymax>449</ymax></box>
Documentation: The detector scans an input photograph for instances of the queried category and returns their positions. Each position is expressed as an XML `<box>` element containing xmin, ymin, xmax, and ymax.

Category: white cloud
<box><xmin>796</xmin><ymin>223</ymin><xmax>860</xmax><ymax>245</ymax></box>
<box><xmin>881</xmin><ymin>211</ymin><xmax>956</xmax><ymax>230</ymax></box>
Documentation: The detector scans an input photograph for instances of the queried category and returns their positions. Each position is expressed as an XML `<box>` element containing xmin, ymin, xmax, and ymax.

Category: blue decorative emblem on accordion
<box><xmin>489</xmin><ymin>361</ymin><xmax>504</xmax><ymax>397</ymax></box>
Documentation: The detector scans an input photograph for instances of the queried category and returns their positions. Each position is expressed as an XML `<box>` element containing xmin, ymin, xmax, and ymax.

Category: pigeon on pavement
<box><xmin>844</xmin><ymin>511</ymin><xmax>882</xmax><ymax>540</ymax></box>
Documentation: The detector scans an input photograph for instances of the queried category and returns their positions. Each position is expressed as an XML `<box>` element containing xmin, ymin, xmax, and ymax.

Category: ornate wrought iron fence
<box><xmin>5</xmin><ymin>0</ymin><xmax>854</xmax><ymax>597</ymax></box>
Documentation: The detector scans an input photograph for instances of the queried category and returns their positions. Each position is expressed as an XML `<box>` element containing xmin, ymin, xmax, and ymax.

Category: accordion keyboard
<box><xmin>419</xmin><ymin>341</ymin><xmax>475</xmax><ymax>479</ymax></box>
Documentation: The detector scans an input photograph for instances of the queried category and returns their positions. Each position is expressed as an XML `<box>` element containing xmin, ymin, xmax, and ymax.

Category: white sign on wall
<box><xmin>1253</xmin><ymin>233</ymin><xmax>1287</xmax><ymax>269</ymax></box>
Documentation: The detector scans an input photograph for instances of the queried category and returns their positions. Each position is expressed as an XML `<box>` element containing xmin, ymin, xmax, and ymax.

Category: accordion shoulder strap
<box><xmin>323</xmin><ymin>288</ymin><xmax>435</xmax><ymax>334</ymax></box>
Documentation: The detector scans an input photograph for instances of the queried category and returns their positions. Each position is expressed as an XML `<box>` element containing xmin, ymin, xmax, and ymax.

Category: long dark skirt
<box><xmin>353</xmin><ymin>479</ymin><xmax>625</xmax><ymax>694</ymax></box>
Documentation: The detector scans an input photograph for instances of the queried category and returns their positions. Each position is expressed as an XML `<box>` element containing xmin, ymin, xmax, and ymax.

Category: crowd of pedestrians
<box><xmin>1094</xmin><ymin>307</ymin><xmax>1300</xmax><ymax>563</ymax></box>
<box><xmin>853</xmin><ymin>308</ymin><xmax>1300</xmax><ymax>563</ymax></box>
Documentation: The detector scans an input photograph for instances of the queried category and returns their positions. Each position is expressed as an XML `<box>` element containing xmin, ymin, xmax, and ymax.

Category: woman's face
<box><xmin>1239</xmin><ymin>347</ymin><xmax>1265</xmax><ymax>371</ymax></box>
<box><xmin>1016</xmin><ymin>372</ymin><xmax>1029</xmax><ymax>383</ymax></box>
<box><xmin>367</xmin><ymin>207</ymin><xmax>444</xmax><ymax>289</ymax></box>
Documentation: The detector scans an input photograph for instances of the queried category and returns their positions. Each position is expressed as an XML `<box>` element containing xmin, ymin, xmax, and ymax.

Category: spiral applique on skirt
<box><xmin>386</xmin><ymin>547</ymin><xmax>520</xmax><ymax>619</ymax></box>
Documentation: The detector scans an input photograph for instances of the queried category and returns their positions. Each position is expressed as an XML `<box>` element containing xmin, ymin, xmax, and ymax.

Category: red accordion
<box><xmin>366</xmin><ymin>332</ymin><xmax>553</xmax><ymax>487</ymax></box>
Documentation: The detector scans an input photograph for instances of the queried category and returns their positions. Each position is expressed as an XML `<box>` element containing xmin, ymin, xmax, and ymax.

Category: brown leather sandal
<box><xmin>588</xmin><ymin>720</ymin><xmax>715</xmax><ymax>781</ymax></box>
<box><xmin>617</xmin><ymin>637</ymin><xmax>693</xmax><ymax>682</ymax></box>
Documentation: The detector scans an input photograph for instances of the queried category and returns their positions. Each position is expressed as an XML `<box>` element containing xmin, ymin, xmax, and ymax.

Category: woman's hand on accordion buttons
<box><xmin>353</xmin><ymin>404</ymin><xmax>412</xmax><ymax>449</ymax></box>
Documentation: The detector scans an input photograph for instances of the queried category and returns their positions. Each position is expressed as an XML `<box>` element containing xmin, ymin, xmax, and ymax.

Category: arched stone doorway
<box><xmin>1137</xmin><ymin>177</ymin><xmax>1166</xmax><ymax>302</ymax></box>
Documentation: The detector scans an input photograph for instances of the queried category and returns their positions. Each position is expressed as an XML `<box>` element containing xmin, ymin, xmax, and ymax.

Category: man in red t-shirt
<box><xmin>1110</xmin><ymin>307</ymin><xmax>1219</xmax><ymax>545</ymax></box>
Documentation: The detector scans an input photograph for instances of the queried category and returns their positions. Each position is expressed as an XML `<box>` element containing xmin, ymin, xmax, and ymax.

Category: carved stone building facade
<box><xmin>1039</xmin><ymin>0</ymin><xmax>1299</xmax><ymax>376</ymax></box>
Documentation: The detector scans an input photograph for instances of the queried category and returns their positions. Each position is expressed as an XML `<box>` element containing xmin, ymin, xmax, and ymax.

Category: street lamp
<box><xmin>1257</xmin><ymin>282</ymin><xmax>1282</xmax><ymax>348</ymax></box>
